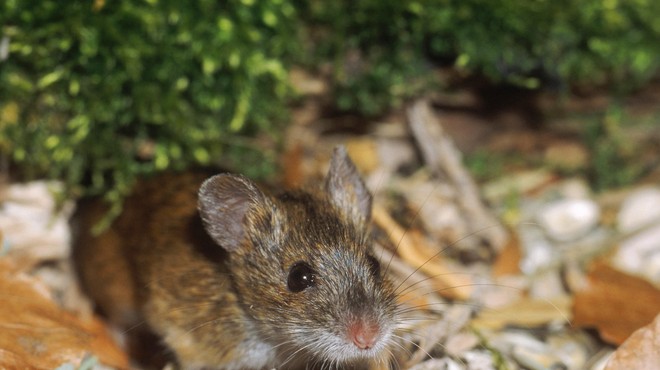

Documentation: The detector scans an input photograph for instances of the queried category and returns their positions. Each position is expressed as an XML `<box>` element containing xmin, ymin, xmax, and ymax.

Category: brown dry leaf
<box><xmin>572</xmin><ymin>260</ymin><xmax>660</xmax><ymax>345</ymax></box>
<box><xmin>372</xmin><ymin>204</ymin><xmax>473</xmax><ymax>300</ymax></box>
<box><xmin>0</xmin><ymin>257</ymin><xmax>128</xmax><ymax>369</ymax></box>
<box><xmin>603</xmin><ymin>313</ymin><xmax>660</xmax><ymax>370</ymax></box>
<box><xmin>471</xmin><ymin>295</ymin><xmax>572</xmax><ymax>330</ymax></box>
<box><xmin>492</xmin><ymin>230</ymin><xmax>522</xmax><ymax>277</ymax></box>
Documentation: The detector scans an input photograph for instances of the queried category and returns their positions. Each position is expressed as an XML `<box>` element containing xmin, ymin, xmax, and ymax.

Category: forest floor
<box><xmin>1</xmin><ymin>73</ymin><xmax>659</xmax><ymax>369</ymax></box>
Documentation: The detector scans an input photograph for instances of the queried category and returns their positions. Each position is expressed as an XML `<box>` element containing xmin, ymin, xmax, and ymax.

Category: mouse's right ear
<box><xmin>198</xmin><ymin>174</ymin><xmax>269</xmax><ymax>253</ymax></box>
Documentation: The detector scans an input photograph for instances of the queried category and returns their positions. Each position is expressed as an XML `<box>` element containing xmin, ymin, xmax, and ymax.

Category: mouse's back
<box><xmin>73</xmin><ymin>147</ymin><xmax>400</xmax><ymax>369</ymax></box>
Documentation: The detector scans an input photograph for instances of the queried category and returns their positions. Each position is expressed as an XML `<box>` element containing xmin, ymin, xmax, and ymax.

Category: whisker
<box><xmin>395</xmin><ymin>270</ymin><xmax>481</xmax><ymax>298</ymax></box>
<box><xmin>382</xmin><ymin>184</ymin><xmax>440</xmax><ymax>278</ymax></box>
<box><xmin>392</xmin><ymin>223</ymin><xmax>506</xmax><ymax>296</ymax></box>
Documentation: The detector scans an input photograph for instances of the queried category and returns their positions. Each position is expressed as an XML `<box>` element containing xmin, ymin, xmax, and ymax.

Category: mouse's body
<box><xmin>73</xmin><ymin>147</ymin><xmax>399</xmax><ymax>369</ymax></box>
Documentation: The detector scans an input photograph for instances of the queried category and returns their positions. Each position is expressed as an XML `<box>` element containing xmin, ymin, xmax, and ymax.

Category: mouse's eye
<box><xmin>287</xmin><ymin>261</ymin><xmax>317</xmax><ymax>292</ymax></box>
<box><xmin>366</xmin><ymin>254</ymin><xmax>381</xmax><ymax>277</ymax></box>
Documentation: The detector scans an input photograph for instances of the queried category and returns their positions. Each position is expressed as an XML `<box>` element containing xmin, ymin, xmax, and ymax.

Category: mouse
<box><xmin>72</xmin><ymin>146</ymin><xmax>400</xmax><ymax>369</ymax></box>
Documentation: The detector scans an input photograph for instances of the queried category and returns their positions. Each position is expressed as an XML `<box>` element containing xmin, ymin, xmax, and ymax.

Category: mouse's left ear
<box><xmin>198</xmin><ymin>174</ymin><xmax>275</xmax><ymax>253</ymax></box>
<box><xmin>325</xmin><ymin>145</ymin><xmax>372</xmax><ymax>227</ymax></box>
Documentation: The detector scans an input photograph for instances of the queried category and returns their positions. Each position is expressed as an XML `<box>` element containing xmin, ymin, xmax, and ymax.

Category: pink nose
<box><xmin>348</xmin><ymin>321</ymin><xmax>380</xmax><ymax>349</ymax></box>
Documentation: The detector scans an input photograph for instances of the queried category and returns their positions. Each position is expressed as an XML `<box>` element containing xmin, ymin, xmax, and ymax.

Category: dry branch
<box><xmin>407</xmin><ymin>99</ymin><xmax>508</xmax><ymax>252</ymax></box>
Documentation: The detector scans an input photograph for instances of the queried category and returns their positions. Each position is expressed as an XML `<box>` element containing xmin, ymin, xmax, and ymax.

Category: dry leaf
<box><xmin>372</xmin><ymin>204</ymin><xmax>473</xmax><ymax>300</ymax></box>
<box><xmin>572</xmin><ymin>260</ymin><xmax>660</xmax><ymax>345</ymax></box>
<box><xmin>492</xmin><ymin>230</ymin><xmax>522</xmax><ymax>277</ymax></box>
<box><xmin>603</xmin><ymin>313</ymin><xmax>660</xmax><ymax>370</ymax></box>
<box><xmin>0</xmin><ymin>258</ymin><xmax>128</xmax><ymax>369</ymax></box>
<box><xmin>471</xmin><ymin>296</ymin><xmax>572</xmax><ymax>330</ymax></box>
<box><xmin>374</xmin><ymin>244</ymin><xmax>434</xmax><ymax>310</ymax></box>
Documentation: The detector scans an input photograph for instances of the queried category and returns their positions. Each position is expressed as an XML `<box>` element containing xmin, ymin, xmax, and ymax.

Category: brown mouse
<box><xmin>73</xmin><ymin>146</ymin><xmax>400</xmax><ymax>369</ymax></box>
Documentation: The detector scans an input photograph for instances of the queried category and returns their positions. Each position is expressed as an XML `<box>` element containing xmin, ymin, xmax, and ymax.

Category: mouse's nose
<box><xmin>348</xmin><ymin>320</ymin><xmax>380</xmax><ymax>350</ymax></box>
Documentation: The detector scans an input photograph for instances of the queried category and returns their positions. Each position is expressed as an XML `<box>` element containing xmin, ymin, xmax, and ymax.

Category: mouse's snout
<box><xmin>347</xmin><ymin>319</ymin><xmax>381</xmax><ymax>350</ymax></box>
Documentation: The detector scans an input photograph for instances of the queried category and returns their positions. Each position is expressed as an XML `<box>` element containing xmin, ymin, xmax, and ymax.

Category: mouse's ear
<box><xmin>325</xmin><ymin>146</ymin><xmax>372</xmax><ymax>227</ymax></box>
<box><xmin>198</xmin><ymin>174</ymin><xmax>271</xmax><ymax>252</ymax></box>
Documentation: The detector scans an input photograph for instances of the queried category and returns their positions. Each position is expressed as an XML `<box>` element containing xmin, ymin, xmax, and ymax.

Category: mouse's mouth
<box><xmin>295</xmin><ymin>317</ymin><xmax>395</xmax><ymax>365</ymax></box>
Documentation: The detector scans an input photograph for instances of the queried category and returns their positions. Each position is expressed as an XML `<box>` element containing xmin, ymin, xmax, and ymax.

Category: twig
<box><xmin>407</xmin><ymin>99</ymin><xmax>508</xmax><ymax>252</ymax></box>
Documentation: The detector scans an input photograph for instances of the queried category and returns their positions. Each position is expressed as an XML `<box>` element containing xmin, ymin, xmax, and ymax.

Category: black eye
<box><xmin>287</xmin><ymin>261</ymin><xmax>317</xmax><ymax>292</ymax></box>
<box><xmin>366</xmin><ymin>255</ymin><xmax>381</xmax><ymax>277</ymax></box>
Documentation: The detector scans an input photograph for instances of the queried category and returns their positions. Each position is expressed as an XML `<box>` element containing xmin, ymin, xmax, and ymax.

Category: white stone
<box><xmin>522</xmin><ymin>237</ymin><xmax>555</xmax><ymax>274</ymax></box>
<box><xmin>537</xmin><ymin>199</ymin><xmax>600</xmax><ymax>241</ymax></box>
<box><xmin>517</xmin><ymin>225</ymin><xmax>560</xmax><ymax>274</ymax></box>
<box><xmin>444</xmin><ymin>331</ymin><xmax>480</xmax><ymax>357</ymax></box>
<box><xmin>529</xmin><ymin>269</ymin><xmax>566</xmax><ymax>300</ymax></box>
<box><xmin>0</xmin><ymin>181</ymin><xmax>72</xmax><ymax>259</ymax></box>
<box><xmin>614</xmin><ymin>223</ymin><xmax>660</xmax><ymax>284</ymax></box>
<box><xmin>408</xmin><ymin>358</ymin><xmax>462</xmax><ymax>370</ymax></box>
<box><xmin>617</xmin><ymin>187</ymin><xmax>660</xmax><ymax>233</ymax></box>
<box><xmin>557</xmin><ymin>178</ymin><xmax>592</xmax><ymax>199</ymax></box>
<box><xmin>463</xmin><ymin>350</ymin><xmax>496</xmax><ymax>370</ymax></box>
<box><xmin>512</xmin><ymin>345</ymin><xmax>564</xmax><ymax>370</ymax></box>
<box><xmin>547</xmin><ymin>334</ymin><xmax>591</xmax><ymax>370</ymax></box>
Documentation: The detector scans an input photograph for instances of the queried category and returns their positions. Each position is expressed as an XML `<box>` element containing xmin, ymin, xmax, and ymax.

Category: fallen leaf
<box><xmin>372</xmin><ymin>204</ymin><xmax>473</xmax><ymax>300</ymax></box>
<box><xmin>492</xmin><ymin>230</ymin><xmax>522</xmax><ymax>277</ymax></box>
<box><xmin>0</xmin><ymin>257</ymin><xmax>128</xmax><ymax>369</ymax></box>
<box><xmin>603</xmin><ymin>313</ymin><xmax>660</xmax><ymax>370</ymax></box>
<box><xmin>572</xmin><ymin>260</ymin><xmax>660</xmax><ymax>345</ymax></box>
<box><xmin>471</xmin><ymin>296</ymin><xmax>572</xmax><ymax>330</ymax></box>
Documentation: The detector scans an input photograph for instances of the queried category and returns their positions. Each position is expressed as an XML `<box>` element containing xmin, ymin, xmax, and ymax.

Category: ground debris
<box><xmin>0</xmin><ymin>257</ymin><xmax>128</xmax><ymax>369</ymax></box>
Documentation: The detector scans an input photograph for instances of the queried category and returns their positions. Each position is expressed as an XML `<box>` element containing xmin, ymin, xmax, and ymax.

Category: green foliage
<box><xmin>300</xmin><ymin>0</ymin><xmax>433</xmax><ymax>115</ymax></box>
<box><xmin>584</xmin><ymin>106</ymin><xmax>647</xmax><ymax>191</ymax></box>
<box><xmin>1</xmin><ymin>0</ymin><xmax>659</xmax><ymax>204</ymax></box>
<box><xmin>302</xmin><ymin>0</ymin><xmax>660</xmax><ymax>114</ymax></box>
<box><xmin>465</xmin><ymin>150</ymin><xmax>511</xmax><ymax>183</ymax></box>
<box><xmin>0</xmin><ymin>0</ymin><xmax>298</xmax><ymax>202</ymax></box>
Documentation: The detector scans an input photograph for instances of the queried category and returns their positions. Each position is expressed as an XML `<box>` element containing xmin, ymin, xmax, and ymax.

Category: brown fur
<box><xmin>73</xmin><ymin>147</ymin><xmax>398</xmax><ymax>369</ymax></box>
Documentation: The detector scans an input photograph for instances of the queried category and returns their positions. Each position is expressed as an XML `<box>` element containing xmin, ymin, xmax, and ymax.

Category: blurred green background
<box><xmin>1</xmin><ymin>0</ymin><xmax>659</xmax><ymax>205</ymax></box>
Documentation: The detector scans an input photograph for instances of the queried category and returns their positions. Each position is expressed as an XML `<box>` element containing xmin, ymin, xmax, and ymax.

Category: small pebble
<box><xmin>518</xmin><ymin>226</ymin><xmax>558</xmax><ymax>274</ymax></box>
<box><xmin>547</xmin><ymin>333</ymin><xmax>592</xmax><ymax>370</ymax></box>
<box><xmin>613</xmin><ymin>223</ymin><xmax>660</xmax><ymax>284</ymax></box>
<box><xmin>489</xmin><ymin>330</ymin><xmax>547</xmax><ymax>352</ymax></box>
<box><xmin>463</xmin><ymin>350</ymin><xmax>495</xmax><ymax>370</ymax></box>
<box><xmin>512</xmin><ymin>345</ymin><xmax>566</xmax><ymax>370</ymax></box>
<box><xmin>489</xmin><ymin>331</ymin><xmax>568</xmax><ymax>370</ymax></box>
<box><xmin>537</xmin><ymin>199</ymin><xmax>600</xmax><ymax>241</ymax></box>
<box><xmin>408</xmin><ymin>358</ymin><xmax>462</xmax><ymax>370</ymax></box>
<box><xmin>529</xmin><ymin>269</ymin><xmax>566</xmax><ymax>300</ymax></box>
<box><xmin>617</xmin><ymin>187</ymin><xmax>660</xmax><ymax>233</ymax></box>
<box><xmin>444</xmin><ymin>332</ymin><xmax>480</xmax><ymax>357</ymax></box>
<box><xmin>555</xmin><ymin>178</ymin><xmax>592</xmax><ymax>199</ymax></box>
<box><xmin>0</xmin><ymin>181</ymin><xmax>72</xmax><ymax>258</ymax></box>
<box><xmin>589</xmin><ymin>349</ymin><xmax>615</xmax><ymax>370</ymax></box>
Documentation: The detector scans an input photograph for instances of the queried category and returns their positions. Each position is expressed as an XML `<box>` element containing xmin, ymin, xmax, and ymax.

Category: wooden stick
<box><xmin>407</xmin><ymin>99</ymin><xmax>509</xmax><ymax>252</ymax></box>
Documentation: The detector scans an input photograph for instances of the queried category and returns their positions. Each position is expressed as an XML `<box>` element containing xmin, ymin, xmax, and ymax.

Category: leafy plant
<box><xmin>301</xmin><ymin>0</ymin><xmax>660</xmax><ymax>114</ymax></box>
<box><xmin>584</xmin><ymin>105</ymin><xmax>647</xmax><ymax>190</ymax></box>
<box><xmin>1</xmin><ymin>0</ymin><xmax>659</xmax><ymax>206</ymax></box>
<box><xmin>0</xmin><ymin>0</ymin><xmax>299</xmax><ymax>206</ymax></box>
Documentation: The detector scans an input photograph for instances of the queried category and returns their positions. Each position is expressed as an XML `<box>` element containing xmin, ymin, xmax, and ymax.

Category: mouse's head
<box><xmin>198</xmin><ymin>146</ymin><xmax>399</xmax><ymax>366</ymax></box>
